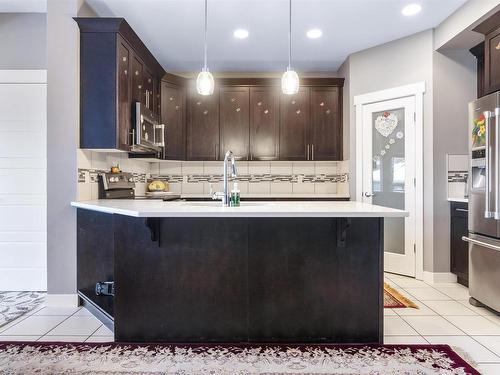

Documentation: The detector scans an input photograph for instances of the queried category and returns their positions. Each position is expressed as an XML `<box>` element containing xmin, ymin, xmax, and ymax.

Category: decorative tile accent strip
<box><xmin>448</xmin><ymin>171</ymin><xmax>468</xmax><ymax>183</ymax></box>
<box><xmin>77</xmin><ymin>168</ymin><xmax>148</xmax><ymax>184</ymax></box>
<box><xmin>77</xmin><ymin>169</ymin><xmax>86</xmax><ymax>183</ymax></box>
<box><xmin>148</xmin><ymin>173</ymin><xmax>349</xmax><ymax>184</ymax></box>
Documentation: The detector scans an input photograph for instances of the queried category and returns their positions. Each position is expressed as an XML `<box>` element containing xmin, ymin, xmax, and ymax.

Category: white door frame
<box><xmin>354</xmin><ymin>82</ymin><xmax>425</xmax><ymax>280</ymax></box>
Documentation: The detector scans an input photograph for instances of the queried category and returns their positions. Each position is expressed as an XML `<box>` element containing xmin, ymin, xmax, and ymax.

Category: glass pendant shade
<box><xmin>196</xmin><ymin>68</ymin><xmax>214</xmax><ymax>96</ymax></box>
<box><xmin>281</xmin><ymin>68</ymin><xmax>299</xmax><ymax>95</ymax></box>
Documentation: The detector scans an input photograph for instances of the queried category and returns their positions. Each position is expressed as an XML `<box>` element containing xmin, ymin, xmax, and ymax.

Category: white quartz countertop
<box><xmin>71</xmin><ymin>200</ymin><xmax>408</xmax><ymax>218</ymax></box>
<box><xmin>447</xmin><ymin>197</ymin><xmax>468</xmax><ymax>203</ymax></box>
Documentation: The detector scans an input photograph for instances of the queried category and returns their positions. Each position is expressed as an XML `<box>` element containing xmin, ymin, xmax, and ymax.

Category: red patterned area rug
<box><xmin>0</xmin><ymin>342</ymin><xmax>479</xmax><ymax>374</ymax></box>
<box><xmin>384</xmin><ymin>282</ymin><xmax>419</xmax><ymax>309</ymax></box>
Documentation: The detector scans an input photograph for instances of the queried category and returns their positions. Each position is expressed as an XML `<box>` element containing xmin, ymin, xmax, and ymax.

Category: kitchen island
<box><xmin>71</xmin><ymin>200</ymin><xmax>407</xmax><ymax>344</ymax></box>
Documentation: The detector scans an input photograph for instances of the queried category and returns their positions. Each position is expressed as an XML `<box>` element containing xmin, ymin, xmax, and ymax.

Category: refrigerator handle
<box><xmin>462</xmin><ymin>236</ymin><xmax>500</xmax><ymax>252</ymax></box>
<box><xmin>496</xmin><ymin>108</ymin><xmax>500</xmax><ymax>220</ymax></box>
<box><xmin>485</xmin><ymin>111</ymin><xmax>493</xmax><ymax>219</ymax></box>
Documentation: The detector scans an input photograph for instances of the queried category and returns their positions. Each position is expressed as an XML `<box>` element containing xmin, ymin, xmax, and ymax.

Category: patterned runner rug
<box><xmin>384</xmin><ymin>282</ymin><xmax>418</xmax><ymax>309</ymax></box>
<box><xmin>0</xmin><ymin>292</ymin><xmax>45</xmax><ymax>328</ymax></box>
<box><xmin>0</xmin><ymin>342</ymin><xmax>479</xmax><ymax>374</ymax></box>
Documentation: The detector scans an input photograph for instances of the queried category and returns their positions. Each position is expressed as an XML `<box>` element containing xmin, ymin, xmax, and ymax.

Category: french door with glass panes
<box><xmin>361</xmin><ymin>97</ymin><xmax>416</xmax><ymax>277</ymax></box>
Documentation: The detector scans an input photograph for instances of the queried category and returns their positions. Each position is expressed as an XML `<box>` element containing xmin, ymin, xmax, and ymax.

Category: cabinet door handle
<box><xmin>311</xmin><ymin>144</ymin><xmax>314</xmax><ymax>161</ymax></box>
<box><xmin>307</xmin><ymin>144</ymin><xmax>310</xmax><ymax>161</ymax></box>
<box><xmin>456</xmin><ymin>208</ymin><xmax>468</xmax><ymax>213</ymax></box>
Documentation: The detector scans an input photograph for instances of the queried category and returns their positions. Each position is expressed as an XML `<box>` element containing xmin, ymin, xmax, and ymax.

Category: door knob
<box><xmin>364</xmin><ymin>192</ymin><xmax>375</xmax><ymax>197</ymax></box>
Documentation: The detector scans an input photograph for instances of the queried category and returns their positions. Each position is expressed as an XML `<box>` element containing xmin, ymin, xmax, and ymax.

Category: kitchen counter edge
<box><xmin>71</xmin><ymin>200</ymin><xmax>409</xmax><ymax>218</ymax></box>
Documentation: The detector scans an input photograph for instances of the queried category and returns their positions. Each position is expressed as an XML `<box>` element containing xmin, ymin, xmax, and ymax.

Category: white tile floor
<box><xmin>384</xmin><ymin>272</ymin><xmax>500</xmax><ymax>374</ymax></box>
<box><xmin>0</xmin><ymin>273</ymin><xmax>499</xmax><ymax>373</ymax></box>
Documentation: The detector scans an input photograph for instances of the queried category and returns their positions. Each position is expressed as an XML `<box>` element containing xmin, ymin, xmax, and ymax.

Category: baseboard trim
<box><xmin>45</xmin><ymin>293</ymin><xmax>79</xmax><ymax>307</ymax></box>
<box><xmin>422</xmin><ymin>271</ymin><xmax>457</xmax><ymax>284</ymax></box>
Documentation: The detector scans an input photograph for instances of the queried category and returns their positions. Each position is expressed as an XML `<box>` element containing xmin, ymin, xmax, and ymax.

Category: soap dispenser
<box><xmin>231</xmin><ymin>182</ymin><xmax>240</xmax><ymax>207</ymax></box>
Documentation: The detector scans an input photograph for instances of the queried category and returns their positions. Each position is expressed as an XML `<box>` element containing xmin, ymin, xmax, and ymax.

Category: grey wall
<box><xmin>0</xmin><ymin>13</ymin><xmax>46</xmax><ymax>69</ymax></box>
<box><xmin>46</xmin><ymin>0</ymin><xmax>96</xmax><ymax>298</ymax></box>
<box><xmin>337</xmin><ymin>57</ymin><xmax>350</xmax><ymax>163</ymax></box>
<box><xmin>432</xmin><ymin>49</ymin><xmax>476</xmax><ymax>272</ymax></box>
<box><xmin>342</xmin><ymin>30</ymin><xmax>435</xmax><ymax>272</ymax></box>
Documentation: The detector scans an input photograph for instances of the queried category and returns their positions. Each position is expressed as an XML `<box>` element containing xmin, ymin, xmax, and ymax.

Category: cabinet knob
<box><xmin>236</xmin><ymin>107</ymin><xmax>240</xmax><ymax>112</ymax></box>
<box><xmin>124</xmin><ymin>70</ymin><xmax>127</xmax><ymax>75</ymax></box>
<box><xmin>257</xmin><ymin>101</ymin><xmax>262</xmax><ymax>106</ymax></box>
<box><xmin>264</xmin><ymin>109</ymin><xmax>269</xmax><ymax>114</ymax></box>
<box><xmin>203</xmin><ymin>110</ymin><xmax>208</xmax><ymax>115</ymax></box>
<box><xmin>326</xmin><ymin>109</ymin><xmax>330</xmax><ymax>114</ymax></box>
<box><xmin>122</xmin><ymin>57</ymin><xmax>127</xmax><ymax>62</ymax></box>
<box><xmin>496</xmin><ymin>42</ymin><xmax>500</xmax><ymax>50</ymax></box>
<box><xmin>296</xmin><ymin>109</ymin><xmax>301</xmax><ymax>114</ymax></box>
<box><xmin>320</xmin><ymin>102</ymin><xmax>324</xmax><ymax>106</ymax></box>
<box><xmin>135</xmin><ymin>71</ymin><xmax>139</xmax><ymax>75</ymax></box>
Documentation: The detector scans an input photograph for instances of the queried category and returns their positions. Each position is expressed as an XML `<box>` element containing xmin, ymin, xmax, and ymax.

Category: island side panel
<box><xmin>247</xmin><ymin>217</ymin><xmax>383</xmax><ymax>343</ymax></box>
<box><xmin>113</xmin><ymin>216</ymin><xmax>249</xmax><ymax>343</ymax></box>
<box><xmin>76</xmin><ymin>208</ymin><xmax>115</xmax><ymax>319</ymax></box>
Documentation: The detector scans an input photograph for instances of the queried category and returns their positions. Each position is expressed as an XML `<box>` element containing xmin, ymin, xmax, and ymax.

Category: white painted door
<box><xmin>361</xmin><ymin>97</ymin><xmax>416</xmax><ymax>277</ymax></box>
<box><xmin>0</xmin><ymin>71</ymin><xmax>47</xmax><ymax>290</ymax></box>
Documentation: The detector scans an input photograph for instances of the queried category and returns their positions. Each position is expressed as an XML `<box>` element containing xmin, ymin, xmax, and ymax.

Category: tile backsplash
<box><xmin>447</xmin><ymin>154</ymin><xmax>468</xmax><ymax>200</ymax></box>
<box><xmin>148</xmin><ymin>160</ymin><xmax>349</xmax><ymax>196</ymax></box>
<box><xmin>77</xmin><ymin>150</ymin><xmax>350</xmax><ymax>200</ymax></box>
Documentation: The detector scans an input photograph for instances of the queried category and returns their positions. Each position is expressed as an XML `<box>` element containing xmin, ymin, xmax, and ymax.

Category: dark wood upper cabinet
<box><xmin>75</xmin><ymin>18</ymin><xmax>165</xmax><ymax>151</ymax></box>
<box><xmin>219</xmin><ymin>86</ymin><xmax>250</xmax><ymax>160</ymax></box>
<box><xmin>117</xmin><ymin>37</ymin><xmax>132</xmax><ymax>151</ymax></box>
<box><xmin>310</xmin><ymin>87</ymin><xmax>342</xmax><ymax>160</ymax></box>
<box><xmin>485</xmin><ymin>28</ymin><xmax>500</xmax><ymax>95</ymax></box>
<box><xmin>143</xmin><ymin>68</ymin><xmax>155</xmax><ymax>112</ymax></box>
<box><xmin>187</xmin><ymin>88</ymin><xmax>220</xmax><ymax>160</ymax></box>
<box><xmin>470</xmin><ymin>42</ymin><xmax>485</xmax><ymax>98</ymax></box>
<box><xmin>472</xmin><ymin>10</ymin><xmax>500</xmax><ymax>96</ymax></box>
<box><xmin>130</xmin><ymin>55</ymin><xmax>144</xmax><ymax>105</ymax></box>
<box><xmin>249</xmin><ymin>87</ymin><xmax>280</xmax><ymax>161</ymax></box>
<box><xmin>161</xmin><ymin>80</ymin><xmax>186</xmax><ymax>160</ymax></box>
<box><xmin>279</xmin><ymin>88</ymin><xmax>310</xmax><ymax>161</ymax></box>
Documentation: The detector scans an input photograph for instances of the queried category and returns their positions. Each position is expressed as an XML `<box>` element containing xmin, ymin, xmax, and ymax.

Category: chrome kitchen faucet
<box><xmin>211</xmin><ymin>150</ymin><xmax>237</xmax><ymax>206</ymax></box>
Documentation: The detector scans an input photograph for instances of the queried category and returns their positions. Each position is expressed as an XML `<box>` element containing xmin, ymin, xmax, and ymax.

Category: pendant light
<box><xmin>282</xmin><ymin>0</ymin><xmax>299</xmax><ymax>95</ymax></box>
<box><xmin>196</xmin><ymin>0</ymin><xmax>214</xmax><ymax>95</ymax></box>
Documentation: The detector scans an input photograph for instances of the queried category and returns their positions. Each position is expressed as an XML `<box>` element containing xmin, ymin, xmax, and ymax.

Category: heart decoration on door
<box><xmin>375</xmin><ymin>112</ymin><xmax>398</xmax><ymax>138</ymax></box>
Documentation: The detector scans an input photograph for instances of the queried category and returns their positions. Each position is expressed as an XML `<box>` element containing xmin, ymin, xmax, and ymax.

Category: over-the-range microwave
<box><xmin>131</xmin><ymin>102</ymin><xmax>164</xmax><ymax>154</ymax></box>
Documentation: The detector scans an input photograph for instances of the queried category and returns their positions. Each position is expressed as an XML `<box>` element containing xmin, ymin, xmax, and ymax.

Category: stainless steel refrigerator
<box><xmin>464</xmin><ymin>91</ymin><xmax>500</xmax><ymax>313</ymax></box>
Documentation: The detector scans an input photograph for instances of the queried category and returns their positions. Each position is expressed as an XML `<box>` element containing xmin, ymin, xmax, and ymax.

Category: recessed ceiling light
<box><xmin>306</xmin><ymin>28</ymin><xmax>322</xmax><ymax>39</ymax></box>
<box><xmin>402</xmin><ymin>3</ymin><xmax>422</xmax><ymax>16</ymax></box>
<box><xmin>233</xmin><ymin>28</ymin><xmax>249</xmax><ymax>39</ymax></box>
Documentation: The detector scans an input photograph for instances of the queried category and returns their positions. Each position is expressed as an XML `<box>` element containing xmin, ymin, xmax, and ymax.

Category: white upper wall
<box><xmin>435</xmin><ymin>0</ymin><xmax>500</xmax><ymax>50</ymax></box>
<box><xmin>0</xmin><ymin>13</ymin><xmax>47</xmax><ymax>69</ymax></box>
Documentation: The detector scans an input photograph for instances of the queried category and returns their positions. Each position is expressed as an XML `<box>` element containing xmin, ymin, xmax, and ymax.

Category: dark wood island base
<box><xmin>77</xmin><ymin>208</ymin><xmax>384</xmax><ymax>344</ymax></box>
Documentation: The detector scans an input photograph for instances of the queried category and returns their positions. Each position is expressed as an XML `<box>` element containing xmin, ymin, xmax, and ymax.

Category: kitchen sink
<box><xmin>181</xmin><ymin>201</ymin><xmax>274</xmax><ymax>207</ymax></box>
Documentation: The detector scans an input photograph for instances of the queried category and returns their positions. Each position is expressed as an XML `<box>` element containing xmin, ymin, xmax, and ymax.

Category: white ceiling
<box><xmin>6</xmin><ymin>0</ymin><xmax>468</xmax><ymax>72</ymax></box>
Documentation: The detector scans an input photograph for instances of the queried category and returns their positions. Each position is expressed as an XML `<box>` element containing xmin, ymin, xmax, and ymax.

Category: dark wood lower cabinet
<box><xmin>77</xmin><ymin>209</ymin><xmax>383</xmax><ymax>344</ymax></box>
<box><xmin>450</xmin><ymin>201</ymin><xmax>469</xmax><ymax>287</ymax></box>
